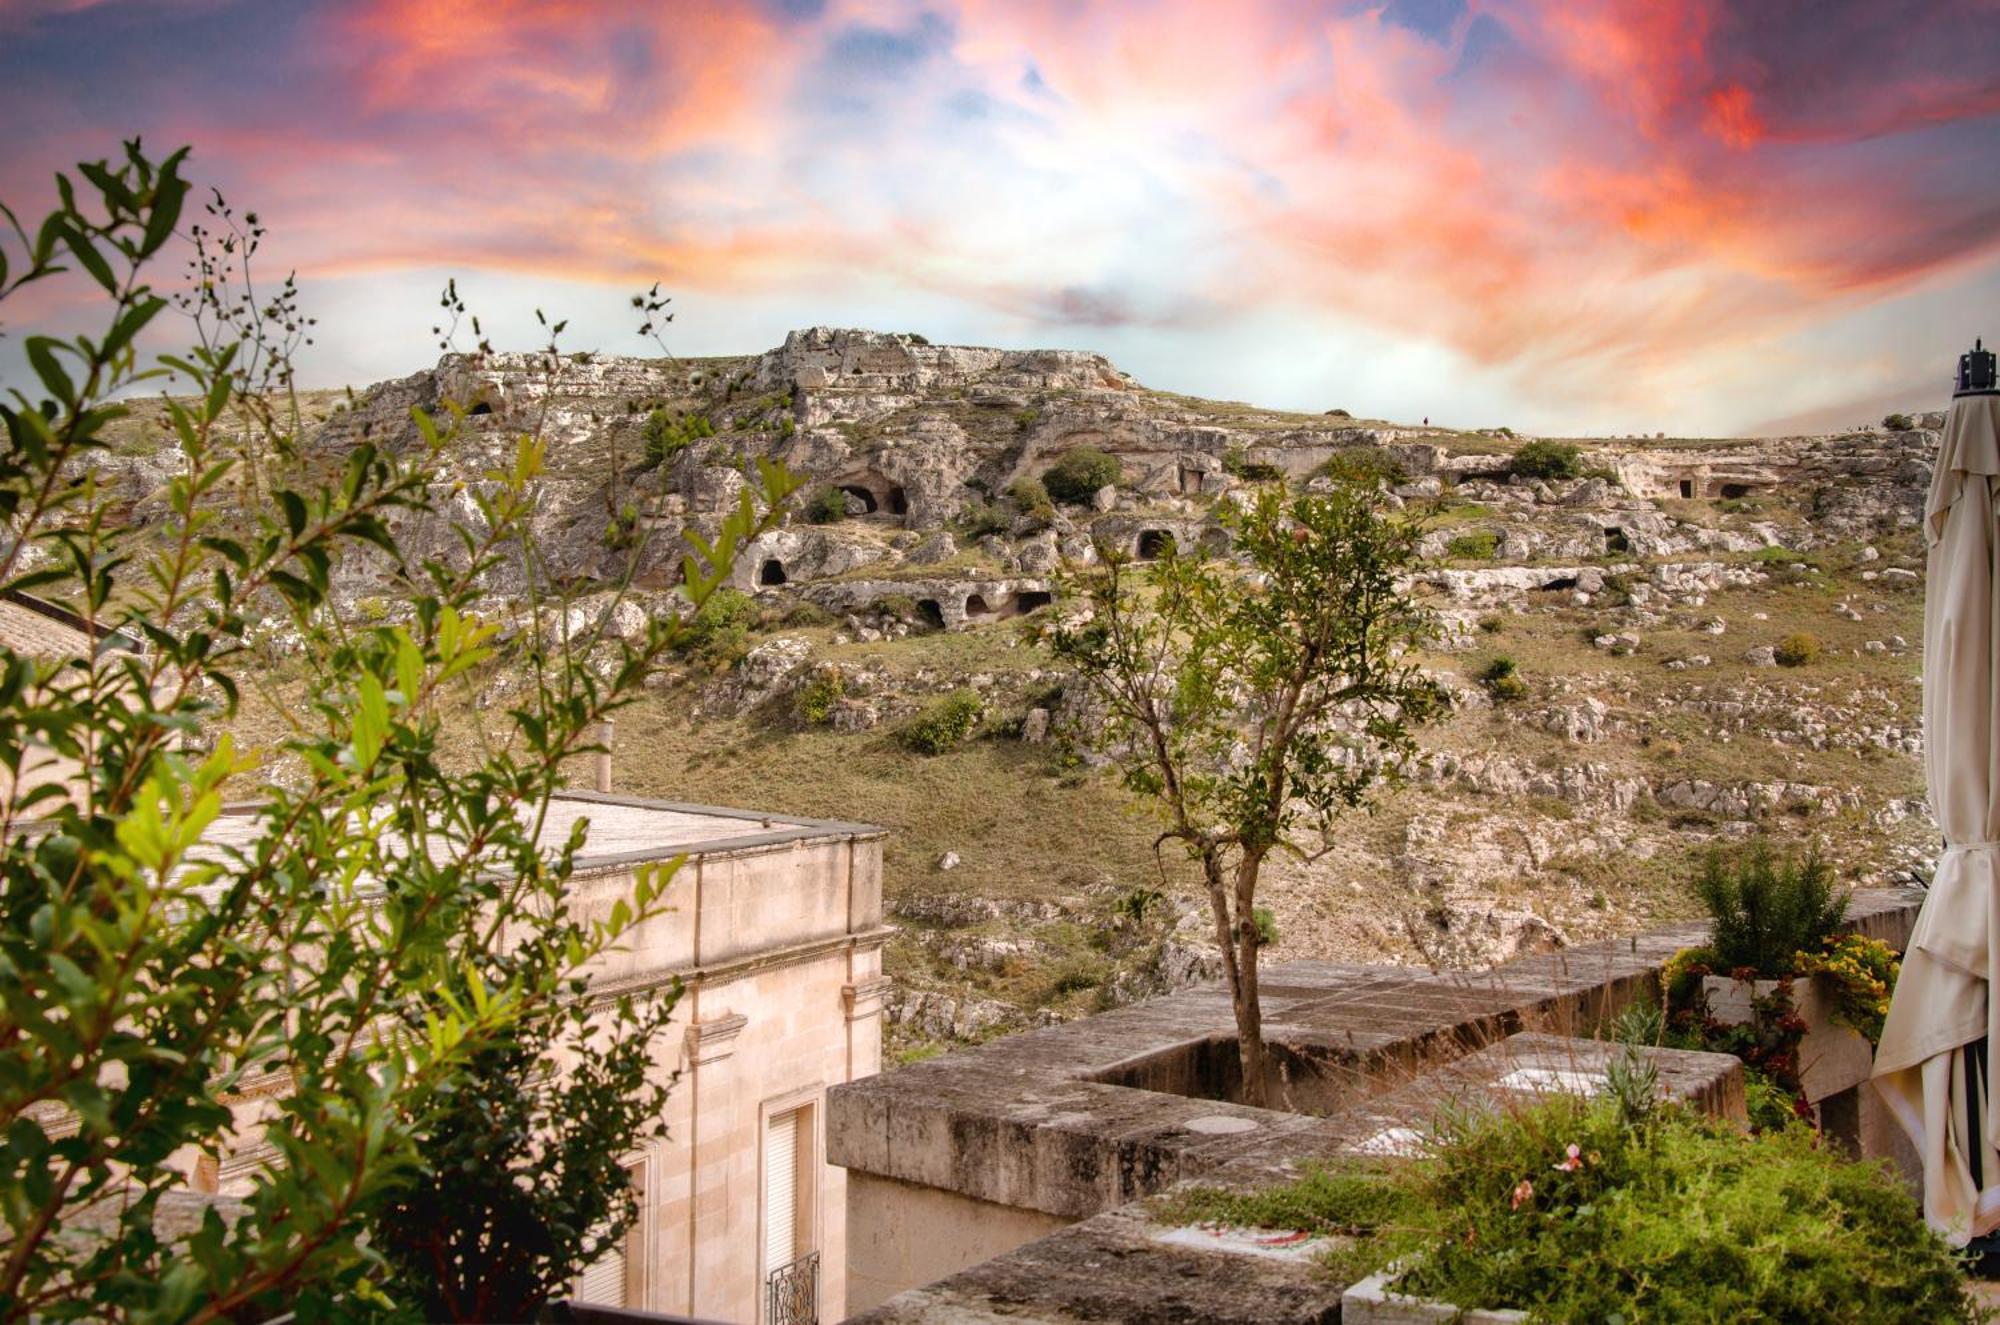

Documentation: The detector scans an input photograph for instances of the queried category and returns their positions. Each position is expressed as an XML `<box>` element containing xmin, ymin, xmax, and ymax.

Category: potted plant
<box><xmin>1660</xmin><ymin>846</ymin><xmax>1898</xmax><ymax>1111</ymax></box>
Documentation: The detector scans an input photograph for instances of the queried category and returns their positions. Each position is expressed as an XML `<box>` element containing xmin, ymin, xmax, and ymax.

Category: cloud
<box><xmin>1</xmin><ymin>0</ymin><xmax>1997</xmax><ymax>432</ymax></box>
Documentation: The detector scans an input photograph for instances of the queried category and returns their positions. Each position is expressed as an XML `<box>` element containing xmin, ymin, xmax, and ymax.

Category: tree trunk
<box><xmin>1231</xmin><ymin>852</ymin><xmax>1269</xmax><ymax>1108</ymax></box>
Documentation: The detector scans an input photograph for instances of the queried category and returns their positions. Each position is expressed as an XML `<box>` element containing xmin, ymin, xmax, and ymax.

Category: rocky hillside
<box><xmin>95</xmin><ymin>328</ymin><xmax>1944</xmax><ymax>1058</ymax></box>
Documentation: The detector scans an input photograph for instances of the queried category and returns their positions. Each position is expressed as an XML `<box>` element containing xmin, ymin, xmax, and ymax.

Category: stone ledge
<box><xmin>831</xmin><ymin>896</ymin><xmax>1917</xmax><ymax>1216</ymax></box>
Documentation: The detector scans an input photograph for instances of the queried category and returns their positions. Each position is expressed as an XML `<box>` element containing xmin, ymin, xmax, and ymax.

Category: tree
<box><xmin>1048</xmin><ymin>485</ymin><xmax>1443</xmax><ymax>1106</ymax></box>
<box><xmin>0</xmin><ymin>141</ymin><xmax>796</xmax><ymax>1322</ymax></box>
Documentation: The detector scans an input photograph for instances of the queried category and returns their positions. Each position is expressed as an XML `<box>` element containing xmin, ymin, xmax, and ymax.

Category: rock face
<box><xmin>88</xmin><ymin>327</ymin><xmax>1944</xmax><ymax>1048</ymax></box>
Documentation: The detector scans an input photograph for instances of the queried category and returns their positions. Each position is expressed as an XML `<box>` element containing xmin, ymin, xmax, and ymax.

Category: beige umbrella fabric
<box><xmin>1875</xmin><ymin>366</ymin><xmax>2000</xmax><ymax>1246</ymax></box>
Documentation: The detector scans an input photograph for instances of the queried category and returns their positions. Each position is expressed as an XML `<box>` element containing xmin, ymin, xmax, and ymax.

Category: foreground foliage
<box><xmin>0</xmin><ymin>142</ymin><xmax>794</xmax><ymax>1322</ymax></box>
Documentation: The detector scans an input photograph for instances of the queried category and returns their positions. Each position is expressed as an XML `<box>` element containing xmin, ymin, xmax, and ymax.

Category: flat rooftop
<box><xmin>8</xmin><ymin>790</ymin><xmax>882</xmax><ymax>877</ymax></box>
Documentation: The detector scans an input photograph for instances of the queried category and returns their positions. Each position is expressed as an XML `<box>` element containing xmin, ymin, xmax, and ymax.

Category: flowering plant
<box><xmin>1794</xmin><ymin>933</ymin><xmax>1899</xmax><ymax>1044</ymax></box>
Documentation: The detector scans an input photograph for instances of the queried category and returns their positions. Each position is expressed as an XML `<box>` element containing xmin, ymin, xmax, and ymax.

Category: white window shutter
<box><xmin>573</xmin><ymin>1238</ymin><xmax>626</xmax><ymax>1306</ymax></box>
<box><xmin>763</xmin><ymin>1108</ymin><xmax>798</xmax><ymax>1274</ymax></box>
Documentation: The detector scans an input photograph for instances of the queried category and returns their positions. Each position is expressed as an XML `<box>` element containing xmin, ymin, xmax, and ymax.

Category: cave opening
<box><xmin>1014</xmin><ymin>590</ymin><xmax>1053</xmax><ymax>613</ymax></box>
<box><xmin>916</xmin><ymin>599</ymin><xmax>946</xmax><ymax>630</ymax></box>
<box><xmin>1605</xmin><ymin>528</ymin><xmax>1631</xmax><ymax>554</ymax></box>
<box><xmin>759</xmin><ymin>559</ymin><xmax>788</xmax><ymax>586</ymax></box>
<box><xmin>838</xmin><ymin>485</ymin><xmax>878</xmax><ymax>514</ymax></box>
<box><xmin>1136</xmin><ymin>529</ymin><xmax>1176</xmax><ymax>560</ymax></box>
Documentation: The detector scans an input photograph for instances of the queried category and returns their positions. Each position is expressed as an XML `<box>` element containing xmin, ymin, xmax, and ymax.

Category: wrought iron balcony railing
<box><xmin>765</xmin><ymin>1249</ymin><xmax>819</xmax><ymax>1325</ymax></box>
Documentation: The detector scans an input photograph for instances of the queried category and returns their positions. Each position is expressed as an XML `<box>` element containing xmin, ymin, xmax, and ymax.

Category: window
<box><xmin>763</xmin><ymin>1103</ymin><xmax>819</xmax><ymax>1324</ymax></box>
<box><xmin>571</xmin><ymin>1159</ymin><xmax>647</xmax><ymax>1308</ymax></box>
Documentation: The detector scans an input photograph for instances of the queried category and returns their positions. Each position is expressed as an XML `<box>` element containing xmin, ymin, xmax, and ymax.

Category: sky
<box><xmin>2</xmin><ymin>0</ymin><xmax>1999</xmax><ymax>436</ymax></box>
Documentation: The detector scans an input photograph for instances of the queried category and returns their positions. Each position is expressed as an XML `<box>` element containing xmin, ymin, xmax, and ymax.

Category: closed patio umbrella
<box><xmin>1876</xmin><ymin>338</ymin><xmax>2000</xmax><ymax>1245</ymax></box>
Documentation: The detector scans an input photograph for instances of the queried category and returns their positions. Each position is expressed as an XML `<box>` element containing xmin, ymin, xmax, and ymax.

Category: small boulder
<box><xmin>1021</xmin><ymin>707</ymin><xmax>1050</xmax><ymax>744</ymax></box>
<box><xmin>1090</xmin><ymin>484</ymin><xmax>1118</xmax><ymax>512</ymax></box>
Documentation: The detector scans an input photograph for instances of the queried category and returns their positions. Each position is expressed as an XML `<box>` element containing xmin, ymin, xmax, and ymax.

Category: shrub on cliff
<box><xmin>1006</xmin><ymin>475</ymin><xmax>1056</xmax><ymax>525</ymax></box>
<box><xmin>804</xmin><ymin>486</ymin><xmax>850</xmax><ymax>524</ymax></box>
<box><xmin>1318</xmin><ymin>447</ymin><xmax>1405</xmax><ymax>488</ymax></box>
<box><xmin>1446</xmin><ymin>530</ymin><xmax>1499</xmax><ymax>559</ymax></box>
<box><xmin>900</xmin><ymin>688</ymin><xmax>984</xmax><ymax>754</ymax></box>
<box><xmin>1882</xmin><ymin>412</ymin><xmax>1914</xmax><ymax>432</ymax></box>
<box><xmin>1043</xmin><ymin>447</ymin><xmax>1123</xmax><ymax>504</ymax></box>
<box><xmin>643</xmin><ymin>408</ymin><xmax>714</xmax><ymax>468</ymax></box>
<box><xmin>1774</xmin><ymin>632</ymin><xmax>1819</xmax><ymax>667</ymax></box>
<box><xmin>1510</xmin><ymin>439</ymin><xmax>1584</xmax><ymax>481</ymax></box>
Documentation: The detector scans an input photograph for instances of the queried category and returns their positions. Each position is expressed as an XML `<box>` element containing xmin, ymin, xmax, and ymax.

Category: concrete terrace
<box><xmin>832</xmin><ymin>888</ymin><xmax>1925</xmax><ymax>1322</ymax></box>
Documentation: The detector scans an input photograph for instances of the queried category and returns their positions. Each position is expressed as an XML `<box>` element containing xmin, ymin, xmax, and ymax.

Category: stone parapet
<box><xmin>833</xmin><ymin>888</ymin><xmax>1923</xmax><ymax>1321</ymax></box>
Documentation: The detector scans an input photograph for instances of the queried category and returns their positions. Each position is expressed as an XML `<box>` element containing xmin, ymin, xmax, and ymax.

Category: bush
<box><xmin>1695</xmin><ymin>845</ymin><xmax>1848</xmax><ymax>976</ymax></box>
<box><xmin>1509</xmin><ymin>439</ymin><xmax>1583</xmax><ymax>481</ymax></box>
<box><xmin>794</xmin><ymin>672</ymin><xmax>844</xmax><ymax>726</ymax></box>
<box><xmin>1043</xmin><ymin>447</ymin><xmax>1123</xmax><ymax>504</ymax></box>
<box><xmin>643</xmin><ymin>408</ymin><xmax>714</xmax><ymax>468</ymax></box>
<box><xmin>1477</xmin><ymin>615</ymin><xmax>1504</xmax><ymax>634</ymax></box>
<box><xmin>1165</xmin><ymin>1092</ymin><xmax>1979</xmax><ymax>1323</ymax></box>
<box><xmin>804</xmin><ymin>486</ymin><xmax>850</xmax><ymax>524</ymax></box>
<box><xmin>1252</xmin><ymin>906</ymin><xmax>1279</xmax><ymax>947</ymax></box>
<box><xmin>1446</xmin><ymin>530</ymin><xmax>1499</xmax><ymax>560</ymax></box>
<box><xmin>1882</xmin><ymin>412</ymin><xmax>1913</xmax><ymax>431</ymax></box>
<box><xmin>676</xmin><ymin>588</ymin><xmax>758</xmax><ymax>670</ymax></box>
<box><xmin>1752</xmin><ymin>545</ymin><xmax>1807</xmax><ymax>565</ymax></box>
<box><xmin>1222</xmin><ymin>447</ymin><xmax>1283</xmax><ymax>482</ymax></box>
<box><xmin>1006</xmin><ymin>475</ymin><xmax>1055</xmax><ymax>524</ymax></box>
<box><xmin>958</xmin><ymin>499</ymin><xmax>1010</xmax><ymax>539</ymax></box>
<box><xmin>1317</xmin><ymin>447</ymin><xmax>1404</xmax><ymax>488</ymax></box>
<box><xmin>1774</xmin><ymin>632</ymin><xmax>1819</xmax><ymax>666</ymax></box>
<box><xmin>899</xmin><ymin>688</ymin><xmax>984</xmax><ymax>755</ymax></box>
<box><xmin>1480</xmin><ymin>655</ymin><xmax>1527</xmax><ymax>702</ymax></box>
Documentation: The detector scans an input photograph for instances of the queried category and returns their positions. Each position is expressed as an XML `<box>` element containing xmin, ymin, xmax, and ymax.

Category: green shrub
<box><xmin>1446</xmin><ymin>530</ymin><xmax>1498</xmax><ymax>560</ymax></box>
<box><xmin>675</xmin><ymin>588</ymin><xmax>758</xmax><ymax>670</ymax></box>
<box><xmin>1752</xmin><ymin>544</ymin><xmax>1806</xmax><ymax>565</ymax></box>
<box><xmin>1774</xmin><ymin>632</ymin><xmax>1819</xmax><ymax>666</ymax></box>
<box><xmin>1015</xmin><ymin>406</ymin><xmax>1041</xmax><ymax>432</ymax></box>
<box><xmin>782</xmin><ymin>601</ymin><xmax>835</xmax><ymax>628</ymax></box>
<box><xmin>1882</xmin><ymin>412</ymin><xmax>1913</xmax><ymax>431</ymax></box>
<box><xmin>804</xmin><ymin>487</ymin><xmax>850</xmax><ymax>524</ymax></box>
<box><xmin>899</xmin><ymin>688</ymin><xmax>984</xmax><ymax>755</ymax></box>
<box><xmin>1476</xmin><ymin>615</ymin><xmax>1504</xmax><ymax>634</ymax></box>
<box><xmin>958</xmin><ymin>500</ymin><xmax>1010</xmax><ymax>539</ymax></box>
<box><xmin>1252</xmin><ymin>906</ymin><xmax>1279</xmax><ymax>947</ymax></box>
<box><xmin>1316</xmin><ymin>447</ymin><xmax>1404</xmax><ymax>488</ymax></box>
<box><xmin>1509</xmin><ymin>439</ymin><xmax>1583</xmax><ymax>481</ymax></box>
<box><xmin>643</xmin><ymin>408</ymin><xmax>714</xmax><ymax>469</ymax></box>
<box><xmin>1222</xmin><ymin>447</ymin><xmax>1283</xmax><ymax>482</ymax></box>
<box><xmin>1005</xmin><ymin>475</ymin><xmax>1055</xmax><ymax>524</ymax></box>
<box><xmin>1043</xmin><ymin>447</ymin><xmax>1123</xmax><ymax>504</ymax></box>
<box><xmin>1164</xmin><ymin>1092</ymin><xmax>1978</xmax><ymax>1323</ymax></box>
<box><xmin>1480</xmin><ymin>655</ymin><xmax>1527</xmax><ymax>702</ymax></box>
<box><xmin>1695</xmin><ymin>845</ymin><xmax>1848</xmax><ymax>975</ymax></box>
<box><xmin>794</xmin><ymin>672</ymin><xmax>844</xmax><ymax>726</ymax></box>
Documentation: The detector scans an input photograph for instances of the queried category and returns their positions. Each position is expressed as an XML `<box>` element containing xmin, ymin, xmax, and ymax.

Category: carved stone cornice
<box><xmin>842</xmin><ymin>976</ymin><xmax>894</xmax><ymax>1022</ymax></box>
<box><xmin>685</xmin><ymin>1012</ymin><xmax>749</xmax><ymax>1066</ymax></box>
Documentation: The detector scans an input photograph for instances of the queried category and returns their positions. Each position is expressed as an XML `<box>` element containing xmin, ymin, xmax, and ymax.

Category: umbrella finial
<box><xmin>1957</xmin><ymin>338</ymin><xmax>1997</xmax><ymax>397</ymax></box>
